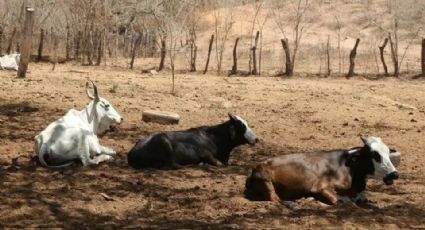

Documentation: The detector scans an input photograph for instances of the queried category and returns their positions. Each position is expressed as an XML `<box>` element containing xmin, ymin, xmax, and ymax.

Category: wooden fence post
<box><xmin>203</xmin><ymin>34</ymin><xmax>214</xmax><ymax>75</ymax></box>
<box><xmin>0</xmin><ymin>26</ymin><xmax>3</xmax><ymax>55</ymax></box>
<box><xmin>326</xmin><ymin>35</ymin><xmax>331</xmax><ymax>76</ymax></box>
<box><xmin>65</xmin><ymin>25</ymin><xmax>71</xmax><ymax>61</ymax></box>
<box><xmin>17</xmin><ymin>8</ymin><xmax>34</xmax><ymax>78</ymax></box>
<box><xmin>229</xmin><ymin>37</ymin><xmax>240</xmax><ymax>76</ymax></box>
<box><xmin>421</xmin><ymin>38</ymin><xmax>425</xmax><ymax>76</ymax></box>
<box><xmin>379</xmin><ymin>38</ymin><xmax>389</xmax><ymax>76</ymax></box>
<box><xmin>130</xmin><ymin>32</ymin><xmax>142</xmax><ymax>69</ymax></box>
<box><xmin>280</xmin><ymin>38</ymin><xmax>293</xmax><ymax>76</ymax></box>
<box><xmin>346</xmin><ymin>38</ymin><xmax>360</xmax><ymax>78</ymax></box>
<box><xmin>252</xmin><ymin>31</ymin><xmax>260</xmax><ymax>75</ymax></box>
<box><xmin>37</xmin><ymin>28</ymin><xmax>44</xmax><ymax>62</ymax></box>
<box><xmin>158</xmin><ymin>38</ymin><xmax>166</xmax><ymax>71</ymax></box>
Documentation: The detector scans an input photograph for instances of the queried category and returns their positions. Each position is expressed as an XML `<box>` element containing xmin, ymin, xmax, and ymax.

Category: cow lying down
<box><xmin>245</xmin><ymin>136</ymin><xmax>399</xmax><ymax>208</ymax></box>
<box><xmin>34</xmin><ymin>81</ymin><xmax>122</xmax><ymax>167</ymax></box>
<box><xmin>128</xmin><ymin>113</ymin><xmax>258</xmax><ymax>169</ymax></box>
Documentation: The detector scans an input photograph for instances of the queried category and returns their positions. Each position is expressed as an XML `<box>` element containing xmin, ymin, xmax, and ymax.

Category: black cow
<box><xmin>245</xmin><ymin>136</ymin><xmax>399</xmax><ymax>208</ymax></box>
<box><xmin>128</xmin><ymin>113</ymin><xmax>258</xmax><ymax>169</ymax></box>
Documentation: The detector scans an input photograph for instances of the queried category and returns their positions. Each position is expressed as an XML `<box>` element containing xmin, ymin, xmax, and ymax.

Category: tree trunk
<box><xmin>280</xmin><ymin>38</ymin><xmax>293</xmax><ymax>76</ymax></box>
<box><xmin>326</xmin><ymin>35</ymin><xmax>331</xmax><ymax>76</ymax></box>
<box><xmin>65</xmin><ymin>25</ymin><xmax>71</xmax><ymax>61</ymax></box>
<box><xmin>379</xmin><ymin>38</ymin><xmax>389</xmax><ymax>76</ymax></box>
<box><xmin>130</xmin><ymin>33</ymin><xmax>142</xmax><ymax>69</ymax></box>
<box><xmin>252</xmin><ymin>31</ymin><xmax>260</xmax><ymax>75</ymax></box>
<box><xmin>17</xmin><ymin>8</ymin><xmax>34</xmax><ymax>78</ymax></box>
<box><xmin>0</xmin><ymin>26</ymin><xmax>3</xmax><ymax>56</ymax></box>
<box><xmin>421</xmin><ymin>38</ymin><xmax>425</xmax><ymax>76</ymax></box>
<box><xmin>203</xmin><ymin>34</ymin><xmax>214</xmax><ymax>75</ymax></box>
<box><xmin>75</xmin><ymin>31</ymin><xmax>82</xmax><ymax>61</ymax></box>
<box><xmin>230</xmin><ymin>37</ymin><xmax>240</xmax><ymax>76</ymax></box>
<box><xmin>87</xmin><ymin>30</ymin><xmax>94</xmax><ymax>65</ymax></box>
<box><xmin>189</xmin><ymin>29</ymin><xmax>197</xmax><ymax>72</ymax></box>
<box><xmin>51</xmin><ymin>34</ymin><xmax>58</xmax><ymax>71</ymax></box>
<box><xmin>37</xmin><ymin>28</ymin><xmax>44</xmax><ymax>62</ymax></box>
<box><xmin>96</xmin><ymin>32</ymin><xmax>103</xmax><ymax>66</ymax></box>
<box><xmin>389</xmin><ymin>34</ymin><xmax>399</xmax><ymax>77</ymax></box>
<box><xmin>158</xmin><ymin>39</ymin><xmax>166</xmax><ymax>71</ymax></box>
<box><xmin>347</xmin><ymin>38</ymin><xmax>360</xmax><ymax>78</ymax></box>
<box><xmin>6</xmin><ymin>27</ymin><xmax>16</xmax><ymax>54</ymax></box>
<box><xmin>259</xmin><ymin>31</ymin><xmax>263</xmax><ymax>75</ymax></box>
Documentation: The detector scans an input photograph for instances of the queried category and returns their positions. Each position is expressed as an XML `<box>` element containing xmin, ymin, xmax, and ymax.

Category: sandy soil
<box><xmin>0</xmin><ymin>63</ymin><xmax>424</xmax><ymax>229</ymax></box>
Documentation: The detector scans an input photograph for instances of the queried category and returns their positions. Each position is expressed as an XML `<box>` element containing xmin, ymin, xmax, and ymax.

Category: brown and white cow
<box><xmin>245</xmin><ymin>136</ymin><xmax>399</xmax><ymax>208</ymax></box>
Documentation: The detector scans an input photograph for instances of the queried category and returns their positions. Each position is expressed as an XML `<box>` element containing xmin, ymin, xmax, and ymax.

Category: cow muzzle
<box><xmin>383</xmin><ymin>171</ymin><xmax>399</xmax><ymax>185</ymax></box>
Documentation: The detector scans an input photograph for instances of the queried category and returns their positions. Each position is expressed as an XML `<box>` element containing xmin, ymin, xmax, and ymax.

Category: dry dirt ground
<box><xmin>0</xmin><ymin>63</ymin><xmax>424</xmax><ymax>229</ymax></box>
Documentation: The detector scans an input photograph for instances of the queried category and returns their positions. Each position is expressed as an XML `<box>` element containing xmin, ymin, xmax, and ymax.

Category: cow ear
<box><xmin>228</xmin><ymin>113</ymin><xmax>237</xmax><ymax>122</ymax></box>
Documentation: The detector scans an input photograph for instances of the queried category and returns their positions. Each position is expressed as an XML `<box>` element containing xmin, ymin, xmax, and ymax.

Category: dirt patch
<box><xmin>0</xmin><ymin>63</ymin><xmax>424</xmax><ymax>229</ymax></box>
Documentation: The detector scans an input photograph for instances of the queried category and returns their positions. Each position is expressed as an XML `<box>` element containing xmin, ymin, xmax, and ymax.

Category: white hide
<box><xmin>234</xmin><ymin>115</ymin><xmax>257</xmax><ymax>144</ymax></box>
<box><xmin>34</xmin><ymin>82</ymin><xmax>122</xmax><ymax>167</ymax></box>
<box><xmin>364</xmin><ymin>136</ymin><xmax>397</xmax><ymax>179</ymax></box>
<box><xmin>0</xmin><ymin>53</ymin><xmax>20</xmax><ymax>71</ymax></box>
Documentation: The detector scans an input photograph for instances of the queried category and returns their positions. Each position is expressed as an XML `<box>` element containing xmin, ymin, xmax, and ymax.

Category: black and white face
<box><xmin>363</xmin><ymin>137</ymin><xmax>399</xmax><ymax>185</ymax></box>
<box><xmin>229</xmin><ymin>113</ymin><xmax>258</xmax><ymax>145</ymax></box>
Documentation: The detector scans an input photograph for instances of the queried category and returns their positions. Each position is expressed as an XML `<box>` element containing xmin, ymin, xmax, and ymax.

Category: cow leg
<box><xmin>352</xmin><ymin>192</ymin><xmax>369</xmax><ymax>204</ymax></box>
<box><xmin>202</xmin><ymin>154</ymin><xmax>221</xmax><ymax>166</ymax></box>
<box><xmin>92</xmin><ymin>154</ymin><xmax>113</xmax><ymax>164</ymax></box>
<box><xmin>81</xmin><ymin>136</ymin><xmax>107</xmax><ymax>166</ymax></box>
<box><xmin>99</xmin><ymin>146</ymin><xmax>116</xmax><ymax>155</ymax></box>
<box><xmin>316</xmin><ymin>189</ymin><xmax>338</xmax><ymax>205</ymax></box>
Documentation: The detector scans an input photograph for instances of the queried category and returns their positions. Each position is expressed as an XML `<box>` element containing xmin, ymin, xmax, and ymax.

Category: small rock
<box><xmin>150</xmin><ymin>70</ymin><xmax>158</xmax><ymax>75</ymax></box>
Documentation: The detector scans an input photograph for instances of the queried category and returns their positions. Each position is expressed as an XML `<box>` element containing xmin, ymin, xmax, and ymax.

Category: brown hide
<box><xmin>245</xmin><ymin>152</ymin><xmax>353</xmax><ymax>205</ymax></box>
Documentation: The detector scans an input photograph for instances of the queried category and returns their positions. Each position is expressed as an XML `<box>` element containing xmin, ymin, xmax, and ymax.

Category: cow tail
<box><xmin>37</xmin><ymin>142</ymin><xmax>74</xmax><ymax>168</ymax></box>
<box><xmin>37</xmin><ymin>143</ymin><xmax>49</xmax><ymax>167</ymax></box>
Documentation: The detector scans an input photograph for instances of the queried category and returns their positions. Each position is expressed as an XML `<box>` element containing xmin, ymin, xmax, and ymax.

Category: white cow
<box><xmin>0</xmin><ymin>53</ymin><xmax>20</xmax><ymax>71</ymax></box>
<box><xmin>34</xmin><ymin>81</ymin><xmax>123</xmax><ymax>167</ymax></box>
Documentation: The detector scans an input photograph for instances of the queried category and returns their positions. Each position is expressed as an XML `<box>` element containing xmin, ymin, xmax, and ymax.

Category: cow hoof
<box><xmin>282</xmin><ymin>201</ymin><xmax>300</xmax><ymax>211</ymax></box>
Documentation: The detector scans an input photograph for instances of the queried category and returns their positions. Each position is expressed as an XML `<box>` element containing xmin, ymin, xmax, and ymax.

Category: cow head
<box><xmin>228</xmin><ymin>113</ymin><xmax>258</xmax><ymax>146</ymax></box>
<box><xmin>359</xmin><ymin>136</ymin><xmax>399</xmax><ymax>185</ymax></box>
<box><xmin>86</xmin><ymin>81</ymin><xmax>122</xmax><ymax>135</ymax></box>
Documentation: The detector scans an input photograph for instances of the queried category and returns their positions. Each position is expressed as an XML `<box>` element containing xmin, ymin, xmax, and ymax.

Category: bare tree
<box><xmin>272</xmin><ymin>0</ymin><xmax>312</xmax><ymax>76</ymax></box>
<box><xmin>368</xmin><ymin>0</ymin><xmax>424</xmax><ymax>76</ymax></box>
<box><xmin>213</xmin><ymin>2</ymin><xmax>234</xmax><ymax>75</ymax></box>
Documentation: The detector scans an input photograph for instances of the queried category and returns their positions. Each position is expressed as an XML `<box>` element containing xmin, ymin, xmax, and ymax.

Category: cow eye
<box><xmin>372</xmin><ymin>151</ymin><xmax>382</xmax><ymax>163</ymax></box>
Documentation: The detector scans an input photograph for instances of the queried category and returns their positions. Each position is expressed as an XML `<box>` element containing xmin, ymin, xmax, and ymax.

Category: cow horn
<box><xmin>228</xmin><ymin>113</ymin><xmax>237</xmax><ymax>121</ymax></box>
<box><xmin>86</xmin><ymin>81</ymin><xmax>94</xmax><ymax>100</ymax></box>
<box><xmin>359</xmin><ymin>135</ymin><xmax>367</xmax><ymax>145</ymax></box>
<box><xmin>91</xmin><ymin>81</ymin><xmax>99</xmax><ymax>100</ymax></box>
<box><xmin>86</xmin><ymin>81</ymin><xmax>99</xmax><ymax>100</ymax></box>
